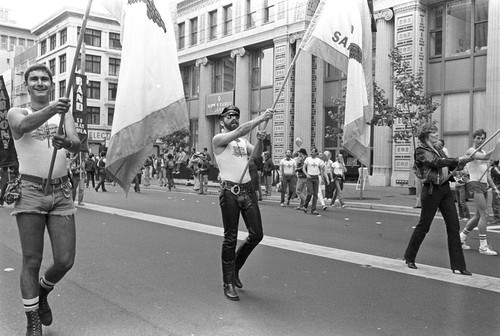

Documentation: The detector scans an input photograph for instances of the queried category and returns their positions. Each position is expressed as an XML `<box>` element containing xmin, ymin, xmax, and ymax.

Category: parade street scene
<box><xmin>1</xmin><ymin>0</ymin><xmax>500</xmax><ymax>335</ymax></box>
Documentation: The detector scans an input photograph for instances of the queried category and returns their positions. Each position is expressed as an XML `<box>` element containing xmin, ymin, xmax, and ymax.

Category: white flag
<box><xmin>300</xmin><ymin>0</ymin><xmax>373</xmax><ymax>166</ymax></box>
<box><xmin>102</xmin><ymin>0</ymin><xmax>189</xmax><ymax>193</ymax></box>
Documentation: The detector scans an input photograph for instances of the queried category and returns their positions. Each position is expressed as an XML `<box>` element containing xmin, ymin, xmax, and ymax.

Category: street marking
<box><xmin>81</xmin><ymin>203</ymin><xmax>500</xmax><ymax>293</ymax></box>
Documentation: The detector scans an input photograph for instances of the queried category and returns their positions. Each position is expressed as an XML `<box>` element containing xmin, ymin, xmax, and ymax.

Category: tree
<box><xmin>158</xmin><ymin>128</ymin><xmax>191</xmax><ymax>153</ymax></box>
<box><xmin>325</xmin><ymin>48</ymin><xmax>439</xmax><ymax>148</ymax></box>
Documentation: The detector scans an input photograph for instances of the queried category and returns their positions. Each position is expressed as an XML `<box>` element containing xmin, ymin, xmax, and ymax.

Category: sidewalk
<box><xmin>152</xmin><ymin>179</ymin><xmax>490</xmax><ymax>218</ymax></box>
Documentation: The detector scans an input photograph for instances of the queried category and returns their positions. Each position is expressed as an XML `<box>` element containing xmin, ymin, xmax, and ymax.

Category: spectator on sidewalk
<box><xmin>279</xmin><ymin>149</ymin><xmax>297</xmax><ymax>206</ymax></box>
<box><xmin>198</xmin><ymin>153</ymin><xmax>210</xmax><ymax>194</ymax></box>
<box><xmin>489</xmin><ymin>160</ymin><xmax>500</xmax><ymax>225</ymax></box>
<box><xmin>262</xmin><ymin>152</ymin><xmax>273</xmax><ymax>196</ymax></box>
<box><xmin>249</xmin><ymin>156</ymin><xmax>263</xmax><ymax>201</ymax></box>
<box><xmin>84</xmin><ymin>154</ymin><xmax>96</xmax><ymax>189</ymax></box>
<box><xmin>165</xmin><ymin>154</ymin><xmax>176</xmax><ymax>191</ymax></box>
<box><xmin>143</xmin><ymin>155</ymin><xmax>153</xmax><ymax>187</ymax></box>
<box><xmin>454</xmin><ymin>166</ymin><xmax>470</xmax><ymax>221</ymax></box>
<box><xmin>95</xmin><ymin>152</ymin><xmax>108</xmax><ymax>192</ymax></box>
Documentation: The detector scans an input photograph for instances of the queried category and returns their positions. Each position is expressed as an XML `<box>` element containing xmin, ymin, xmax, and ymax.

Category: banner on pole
<box><xmin>73</xmin><ymin>73</ymin><xmax>89</xmax><ymax>152</ymax></box>
<box><xmin>0</xmin><ymin>75</ymin><xmax>18</xmax><ymax>168</ymax></box>
<box><xmin>299</xmin><ymin>0</ymin><xmax>373</xmax><ymax>167</ymax></box>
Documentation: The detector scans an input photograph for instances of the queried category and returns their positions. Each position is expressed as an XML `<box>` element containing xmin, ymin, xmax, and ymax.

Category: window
<box><xmin>264</xmin><ymin>0</ymin><xmax>276</xmax><ymax>23</ymax></box>
<box><xmin>49</xmin><ymin>34</ymin><xmax>56</xmax><ymax>50</ymax></box>
<box><xmin>87</xmin><ymin>81</ymin><xmax>101</xmax><ymax>99</ymax></box>
<box><xmin>178</xmin><ymin>22</ymin><xmax>185</xmax><ymax>49</ymax></box>
<box><xmin>0</xmin><ymin>35</ymin><xmax>7</xmax><ymax>50</ymax></box>
<box><xmin>18</xmin><ymin>38</ymin><xmax>26</xmax><ymax>48</ymax></box>
<box><xmin>324</xmin><ymin>107</ymin><xmax>340</xmax><ymax>148</ymax></box>
<box><xmin>180</xmin><ymin>65</ymin><xmax>200</xmax><ymax>98</ymax></box>
<box><xmin>246</xmin><ymin>0</ymin><xmax>257</xmax><ymax>29</ymax></box>
<box><xmin>109</xmin><ymin>32</ymin><xmax>121</xmax><ymax>49</ymax></box>
<box><xmin>40</xmin><ymin>40</ymin><xmax>47</xmax><ymax>55</ymax></box>
<box><xmin>9</xmin><ymin>37</ymin><xmax>16</xmax><ymax>50</ymax></box>
<box><xmin>107</xmin><ymin>108</ymin><xmax>114</xmax><ymax>126</ymax></box>
<box><xmin>78</xmin><ymin>54</ymin><xmax>101</xmax><ymax>74</ymax></box>
<box><xmin>445</xmin><ymin>1</ymin><xmax>471</xmax><ymax>57</ymax></box>
<box><xmin>60</xmin><ymin>28</ymin><xmax>67</xmax><ymax>45</ymax></box>
<box><xmin>108</xmin><ymin>82</ymin><xmax>118</xmax><ymax>101</ymax></box>
<box><xmin>27</xmin><ymin>39</ymin><xmax>35</xmax><ymax>47</ymax></box>
<box><xmin>325</xmin><ymin>63</ymin><xmax>344</xmax><ymax>80</ymax></box>
<box><xmin>59</xmin><ymin>80</ymin><xmax>66</xmax><ymax>98</ymax></box>
<box><xmin>213</xmin><ymin>57</ymin><xmax>235</xmax><ymax>92</ymax></box>
<box><xmin>49</xmin><ymin>59</ymin><xmax>56</xmax><ymax>76</ymax></box>
<box><xmin>429</xmin><ymin>5</ymin><xmax>443</xmax><ymax>57</ymax></box>
<box><xmin>87</xmin><ymin>106</ymin><xmax>100</xmax><ymax>125</ymax></box>
<box><xmin>78</xmin><ymin>27</ymin><xmax>101</xmax><ymax>47</ymax></box>
<box><xmin>50</xmin><ymin>86</ymin><xmax>55</xmax><ymax>102</ymax></box>
<box><xmin>109</xmin><ymin>58</ymin><xmax>120</xmax><ymax>76</ymax></box>
<box><xmin>209</xmin><ymin>10</ymin><xmax>217</xmax><ymax>40</ymax></box>
<box><xmin>190</xmin><ymin>17</ymin><xmax>198</xmax><ymax>46</ymax></box>
<box><xmin>223</xmin><ymin>5</ymin><xmax>233</xmax><ymax>36</ymax></box>
<box><xmin>252</xmin><ymin>47</ymin><xmax>274</xmax><ymax>88</ymax></box>
<box><xmin>59</xmin><ymin>54</ymin><xmax>66</xmax><ymax>73</ymax></box>
<box><xmin>474</xmin><ymin>0</ymin><xmax>488</xmax><ymax>51</ymax></box>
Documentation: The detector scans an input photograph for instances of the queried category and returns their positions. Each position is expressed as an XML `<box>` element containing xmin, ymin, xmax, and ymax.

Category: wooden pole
<box><xmin>45</xmin><ymin>0</ymin><xmax>93</xmax><ymax>194</ymax></box>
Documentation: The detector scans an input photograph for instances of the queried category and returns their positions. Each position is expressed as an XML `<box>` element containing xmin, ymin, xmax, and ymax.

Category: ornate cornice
<box><xmin>195</xmin><ymin>57</ymin><xmax>209</xmax><ymax>67</ymax></box>
<box><xmin>289</xmin><ymin>32</ymin><xmax>304</xmax><ymax>44</ymax></box>
<box><xmin>374</xmin><ymin>9</ymin><xmax>394</xmax><ymax>22</ymax></box>
<box><xmin>230</xmin><ymin>47</ymin><xmax>246</xmax><ymax>58</ymax></box>
<box><xmin>393</xmin><ymin>2</ymin><xmax>427</xmax><ymax>14</ymax></box>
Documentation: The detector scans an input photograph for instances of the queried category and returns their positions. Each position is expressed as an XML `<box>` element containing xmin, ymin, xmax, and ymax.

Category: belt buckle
<box><xmin>230</xmin><ymin>184</ymin><xmax>240</xmax><ymax>195</ymax></box>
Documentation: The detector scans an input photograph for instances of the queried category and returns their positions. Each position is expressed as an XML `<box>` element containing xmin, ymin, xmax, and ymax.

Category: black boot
<box><xmin>25</xmin><ymin>310</ymin><xmax>42</xmax><ymax>336</ymax></box>
<box><xmin>234</xmin><ymin>270</ymin><xmax>243</xmax><ymax>289</ymax></box>
<box><xmin>223</xmin><ymin>283</ymin><xmax>239</xmax><ymax>301</ymax></box>
<box><xmin>38</xmin><ymin>286</ymin><xmax>52</xmax><ymax>326</ymax></box>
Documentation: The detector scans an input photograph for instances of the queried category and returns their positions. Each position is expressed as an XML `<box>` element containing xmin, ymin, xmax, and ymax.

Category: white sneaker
<box><xmin>479</xmin><ymin>245</ymin><xmax>498</xmax><ymax>256</ymax></box>
<box><xmin>461</xmin><ymin>240</ymin><xmax>471</xmax><ymax>250</ymax></box>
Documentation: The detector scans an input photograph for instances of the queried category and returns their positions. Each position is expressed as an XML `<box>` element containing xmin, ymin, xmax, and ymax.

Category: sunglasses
<box><xmin>224</xmin><ymin>113</ymin><xmax>240</xmax><ymax>120</ymax></box>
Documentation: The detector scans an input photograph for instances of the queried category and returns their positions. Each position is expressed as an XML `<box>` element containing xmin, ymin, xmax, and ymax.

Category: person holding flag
<box><xmin>7</xmin><ymin>63</ymin><xmax>81</xmax><ymax>335</ymax></box>
<box><xmin>213</xmin><ymin>105</ymin><xmax>274</xmax><ymax>301</ymax></box>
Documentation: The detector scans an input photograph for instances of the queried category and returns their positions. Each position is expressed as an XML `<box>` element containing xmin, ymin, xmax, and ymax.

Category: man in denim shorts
<box><xmin>7</xmin><ymin>63</ymin><xmax>81</xmax><ymax>336</ymax></box>
<box><xmin>212</xmin><ymin>105</ymin><xmax>273</xmax><ymax>301</ymax></box>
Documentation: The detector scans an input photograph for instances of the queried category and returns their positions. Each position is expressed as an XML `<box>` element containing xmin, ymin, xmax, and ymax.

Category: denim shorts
<box><xmin>11</xmin><ymin>180</ymin><xmax>77</xmax><ymax>217</ymax></box>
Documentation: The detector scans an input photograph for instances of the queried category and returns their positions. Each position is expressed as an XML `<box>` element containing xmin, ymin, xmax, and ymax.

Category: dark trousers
<box><xmin>95</xmin><ymin>171</ymin><xmax>107</xmax><ymax>191</ymax></box>
<box><xmin>280</xmin><ymin>175</ymin><xmax>296</xmax><ymax>203</ymax></box>
<box><xmin>219</xmin><ymin>187</ymin><xmax>263</xmax><ymax>285</ymax></box>
<box><xmin>86</xmin><ymin>171</ymin><xmax>95</xmax><ymax>188</ymax></box>
<box><xmin>304</xmin><ymin>175</ymin><xmax>320</xmax><ymax>211</ymax></box>
<box><xmin>404</xmin><ymin>183</ymin><xmax>466</xmax><ymax>270</ymax></box>
<box><xmin>455</xmin><ymin>184</ymin><xmax>470</xmax><ymax>219</ymax></box>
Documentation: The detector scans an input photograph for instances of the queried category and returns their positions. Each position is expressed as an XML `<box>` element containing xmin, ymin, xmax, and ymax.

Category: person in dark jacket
<box><xmin>403</xmin><ymin>124</ymin><xmax>473</xmax><ymax>275</ymax></box>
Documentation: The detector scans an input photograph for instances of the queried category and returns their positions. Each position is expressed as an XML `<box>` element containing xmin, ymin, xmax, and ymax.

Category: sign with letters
<box><xmin>73</xmin><ymin>73</ymin><xmax>88</xmax><ymax>152</ymax></box>
<box><xmin>205</xmin><ymin>91</ymin><xmax>234</xmax><ymax>116</ymax></box>
<box><xmin>0</xmin><ymin>75</ymin><xmax>18</xmax><ymax>168</ymax></box>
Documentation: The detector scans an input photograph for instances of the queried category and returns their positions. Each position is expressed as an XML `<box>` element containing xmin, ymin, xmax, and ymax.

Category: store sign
<box><xmin>88</xmin><ymin>130</ymin><xmax>111</xmax><ymax>142</ymax></box>
<box><xmin>205</xmin><ymin>91</ymin><xmax>234</xmax><ymax>116</ymax></box>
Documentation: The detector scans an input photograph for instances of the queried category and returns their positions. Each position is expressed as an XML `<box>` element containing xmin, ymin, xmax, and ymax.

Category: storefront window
<box><xmin>429</xmin><ymin>6</ymin><xmax>443</xmax><ymax>57</ymax></box>
<box><xmin>474</xmin><ymin>0</ymin><xmax>488</xmax><ymax>51</ymax></box>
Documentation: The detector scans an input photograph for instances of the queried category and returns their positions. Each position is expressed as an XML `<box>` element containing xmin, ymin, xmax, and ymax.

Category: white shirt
<box><xmin>304</xmin><ymin>157</ymin><xmax>324</xmax><ymax>176</ymax></box>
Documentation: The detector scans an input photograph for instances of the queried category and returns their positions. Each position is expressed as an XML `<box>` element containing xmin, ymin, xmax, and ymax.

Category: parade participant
<box><xmin>7</xmin><ymin>63</ymin><xmax>81</xmax><ymax>335</ymax></box>
<box><xmin>95</xmin><ymin>152</ymin><xmax>108</xmax><ymax>192</ymax></box>
<box><xmin>279</xmin><ymin>149</ymin><xmax>297</xmax><ymax>206</ymax></box>
<box><xmin>460</xmin><ymin>129</ymin><xmax>498</xmax><ymax>255</ymax></box>
<box><xmin>295</xmin><ymin>148</ymin><xmax>308</xmax><ymax>211</ymax></box>
<box><xmin>403</xmin><ymin>124</ymin><xmax>472</xmax><ymax>274</ymax></box>
<box><xmin>302</xmin><ymin>148</ymin><xmax>327</xmax><ymax>215</ymax></box>
<box><xmin>212</xmin><ymin>105</ymin><xmax>273</xmax><ymax>301</ymax></box>
<box><xmin>331</xmin><ymin>153</ymin><xmax>347</xmax><ymax>207</ymax></box>
<box><xmin>323</xmin><ymin>151</ymin><xmax>334</xmax><ymax>203</ymax></box>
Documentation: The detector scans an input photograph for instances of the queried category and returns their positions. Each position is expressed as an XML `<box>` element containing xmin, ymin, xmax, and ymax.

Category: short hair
<box><xmin>24</xmin><ymin>63</ymin><xmax>53</xmax><ymax>83</ymax></box>
<box><xmin>298</xmin><ymin>148</ymin><xmax>307</xmax><ymax>156</ymax></box>
<box><xmin>472</xmin><ymin>129</ymin><xmax>486</xmax><ymax>138</ymax></box>
<box><xmin>417</xmin><ymin>124</ymin><xmax>438</xmax><ymax>143</ymax></box>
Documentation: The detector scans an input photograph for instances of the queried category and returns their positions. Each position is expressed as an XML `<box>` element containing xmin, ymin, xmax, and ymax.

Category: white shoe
<box><xmin>479</xmin><ymin>245</ymin><xmax>498</xmax><ymax>256</ymax></box>
<box><xmin>461</xmin><ymin>240</ymin><xmax>471</xmax><ymax>250</ymax></box>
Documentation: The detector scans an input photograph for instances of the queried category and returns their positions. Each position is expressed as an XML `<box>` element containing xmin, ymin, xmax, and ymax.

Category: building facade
<box><xmin>177</xmin><ymin>0</ymin><xmax>498</xmax><ymax>186</ymax></box>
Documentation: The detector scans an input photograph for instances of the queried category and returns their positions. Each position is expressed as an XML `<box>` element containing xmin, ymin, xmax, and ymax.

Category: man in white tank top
<box><xmin>212</xmin><ymin>105</ymin><xmax>273</xmax><ymax>301</ymax></box>
<box><xmin>7</xmin><ymin>63</ymin><xmax>80</xmax><ymax>335</ymax></box>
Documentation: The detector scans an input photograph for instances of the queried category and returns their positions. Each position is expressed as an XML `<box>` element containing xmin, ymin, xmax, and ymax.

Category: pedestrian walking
<box><xmin>279</xmin><ymin>149</ymin><xmax>297</xmax><ymax>206</ymax></box>
<box><xmin>295</xmin><ymin>148</ymin><xmax>308</xmax><ymax>211</ymax></box>
<box><xmin>7</xmin><ymin>63</ymin><xmax>81</xmax><ymax>335</ymax></box>
<box><xmin>403</xmin><ymin>123</ymin><xmax>473</xmax><ymax>274</ymax></box>
<box><xmin>212</xmin><ymin>105</ymin><xmax>273</xmax><ymax>301</ymax></box>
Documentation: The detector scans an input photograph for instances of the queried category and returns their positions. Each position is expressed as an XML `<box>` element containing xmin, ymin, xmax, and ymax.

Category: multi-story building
<box><xmin>29</xmin><ymin>7</ymin><xmax>121</xmax><ymax>155</ymax></box>
<box><xmin>176</xmin><ymin>0</ymin><xmax>498</xmax><ymax>187</ymax></box>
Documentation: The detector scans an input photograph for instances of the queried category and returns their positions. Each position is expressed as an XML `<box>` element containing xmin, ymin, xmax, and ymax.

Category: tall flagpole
<box><xmin>238</xmin><ymin>48</ymin><xmax>304</xmax><ymax>184</ymax></box>
<box><xmin>45</xmin><ymin>0</ymin><xmax>94</xmax><ymax>194</ymax></box>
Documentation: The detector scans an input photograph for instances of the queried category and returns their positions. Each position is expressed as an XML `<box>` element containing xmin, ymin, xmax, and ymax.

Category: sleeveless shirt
<box><xmin>215</xmin><ymin>138</ymin><xmax>251</xmax><ymax>183</ymax></box>
<box><xmin>466</xmin><ymin>148</ymin><xmax>488</xmax><ymax>183</ymax></box>
<box><xmin>14</xmin><ymin>108</ymin><xmax>67</xmax><ymax>178</ymax></box>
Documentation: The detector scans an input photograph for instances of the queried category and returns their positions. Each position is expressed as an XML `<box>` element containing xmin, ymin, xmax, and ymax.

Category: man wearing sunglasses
<box><xmin>212</xmin><ymin>105</ymin><xmax>274</xmax><ymax>301</ymax></box>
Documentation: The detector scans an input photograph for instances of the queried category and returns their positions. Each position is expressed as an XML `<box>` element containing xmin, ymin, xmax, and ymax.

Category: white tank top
<box><xmin>215</xmin><ymin>138</ymin><xmax>251</xmax><ymax>183</ymax></box>
<box><xmin>466</xmin><ymin>148</ymin><xmax>488</xmax><ymax>183</ymax></box>
<box><xmin>14</xmin><ymin>108</ymin><xmax>68</xmax><ymax>178</ymax></box>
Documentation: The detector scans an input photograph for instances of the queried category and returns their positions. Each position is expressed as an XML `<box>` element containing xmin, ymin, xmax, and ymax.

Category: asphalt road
<box><xmin>1</xmin><ymin>186</ymin><xmax>499</xmax><ymax>336</ymax></box>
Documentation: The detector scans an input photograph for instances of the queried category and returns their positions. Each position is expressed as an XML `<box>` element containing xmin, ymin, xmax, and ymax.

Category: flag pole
<box><xmin>45</xmin><ymin>0</ymin><xmax>93</xmax><ymax>194</ymax></box>
<box><xmin>238</xmin><ymin>47</ymin><xmax>304</xmax><ymax>184</ymax></box>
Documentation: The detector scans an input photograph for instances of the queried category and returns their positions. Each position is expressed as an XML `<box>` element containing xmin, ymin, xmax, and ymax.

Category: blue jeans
<box><xmin>296</xmin><ymin>177</ymin><xmax>307</xmax><ymax>207</ymax></box>
<box><xmin>304</xmin><ymin>175</ymin><xmax>320</xmax><ymax>211</ymax></box>
<box><xmin>280</xmin><ymin>175</ymin><xmax>296</xmax><ymax>203</ymax></box>
<box><xmin>219</xmin><ymin>184</ymin><xmax>263</xmax><ymax>284</ymax></box>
